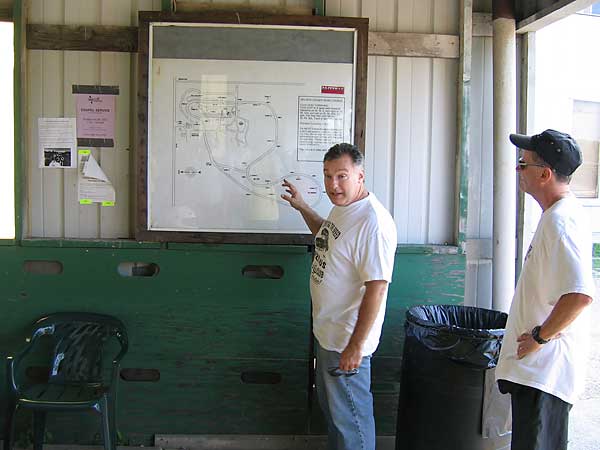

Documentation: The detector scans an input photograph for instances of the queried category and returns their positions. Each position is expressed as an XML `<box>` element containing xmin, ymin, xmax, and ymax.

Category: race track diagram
<box><xmin>174</xmin><ymin>79</ymin><xmax>323</xmax><ymax>208</ymax></box>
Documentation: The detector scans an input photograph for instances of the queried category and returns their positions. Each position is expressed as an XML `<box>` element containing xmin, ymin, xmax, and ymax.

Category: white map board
<box><xmin>143</xmin><ymin>22</ymin><xmax>361</xmax><ymax>238</ymax></box>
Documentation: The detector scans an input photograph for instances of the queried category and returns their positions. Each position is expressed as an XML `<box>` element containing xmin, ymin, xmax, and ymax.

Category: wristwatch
<box><xmin>531</xmin><ymin>325</ymin><xmax>550</xmax><ymax>345</ymax></box>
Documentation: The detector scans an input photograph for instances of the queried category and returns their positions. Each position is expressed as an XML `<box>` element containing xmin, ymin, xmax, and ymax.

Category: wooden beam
<box><xmin>174</xmin><ymin>1</ymin><xmax>313</xmax><ymax>15</ymax></box>
<box><xmin>455</xmin><ymin>0</ymin><xmax>472</xmax><ymax>252</ymax></box>
<box><xmin>26</xmin><ymin>24</ymin><xmax>138</xmax><ymax>52</ymax></box>
<box><xmin>516</xmin><ymin>32</ymin><xmax>536</xmax><ymax>273</ymax></box>
<box><xmin>473</xmin><ymin>12</ymin><xmax>492</xmax><ymax>37</ymax></box>
<box><xmin>14</xmin><ymin>0</ymin><xmax>26</xmax><ymax>241</ymax></box>
<box><xmin>517</xmin><ymin>0</ymin><xmax>596</xmax><ymax>33</ymax></box>
<box><xmin>368</xmin><ymin>31</ymin><xmax>459</xmax><ymax>59</ymax></box>
<box><xmin>26</xmin><ymin>23</ymin><xmax>472</xmax><ymax>61</ymax></box>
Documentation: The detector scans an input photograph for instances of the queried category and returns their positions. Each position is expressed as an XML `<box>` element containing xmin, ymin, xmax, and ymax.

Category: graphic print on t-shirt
<box><xmin>311</xmin><ymin>220</ymin><xmax>341</xmax><ymax>285</ymax></box>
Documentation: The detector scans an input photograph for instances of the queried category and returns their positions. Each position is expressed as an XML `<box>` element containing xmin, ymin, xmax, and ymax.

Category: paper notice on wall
<box><xmin>38</xmin><ymin>117</ymin><xmax>77</xmax><ymax>169</ymax></box>
<box><xmin>75</xmin><ymin>92</ymin><xmax>116</xmax><ymax>147</ymax></box>
<box><xmin>77</xmin><ymin>150</ymin><xmax>115</xmax><ymax>206</ymax></box>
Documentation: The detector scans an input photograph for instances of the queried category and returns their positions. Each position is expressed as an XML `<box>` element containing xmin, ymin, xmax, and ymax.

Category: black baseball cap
<box><xmin>509</xmin><ymin>129</ymin><xmax>582</xmax><ymax>176</ymax></box>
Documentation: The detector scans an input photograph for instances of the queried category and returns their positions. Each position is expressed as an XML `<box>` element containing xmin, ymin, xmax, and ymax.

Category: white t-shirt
<box><xmin>310</xmin><ymin>193</ymin><xmax>397</xmax><ymax>356</ymax></box>
<box><xmin>495</xmin><ymin>195</ymin><xmax>595</xmax><ymax>404</ymax></box>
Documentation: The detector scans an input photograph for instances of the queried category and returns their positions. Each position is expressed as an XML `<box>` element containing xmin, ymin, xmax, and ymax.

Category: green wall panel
<box><xmin>0</xmin><ymin>244</ymin><xmax>464</xmax><ymax>443</ymax></box>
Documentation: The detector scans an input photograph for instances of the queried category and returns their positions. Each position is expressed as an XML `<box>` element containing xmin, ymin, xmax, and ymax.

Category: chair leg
<box><xmin>99</xmin><ymin>396</ymin><xmax>116</xmax><ymax>450</ymax></box>
<box><xmin>32</xmin><ymin>411</ymin><xmax>46</xmax><ymax>450</ymax></box>
<box><xmin>3</xmin><ymin>401</ymin><xmax>17</xmax><ymax>450</ymax></box>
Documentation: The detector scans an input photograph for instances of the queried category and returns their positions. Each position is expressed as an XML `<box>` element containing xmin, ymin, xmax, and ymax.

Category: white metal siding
<box><xmin>26</xmin><ymin>0</ymin><xmax>162</xmax><ymax>239</ymax></box>
<box><xmin>328</xmin><ymin>0</ymin><xmax>459</xmax><ymax>244</ymax></box>
<box><xmin>465</xmin><ymin>35</ymin><xmax>493</xmax><ymax>307</ymax></box>
<box><xmin>25</xmin><ymin>0</ymin><xmax>461</xmax><ymax>245</ymax></box>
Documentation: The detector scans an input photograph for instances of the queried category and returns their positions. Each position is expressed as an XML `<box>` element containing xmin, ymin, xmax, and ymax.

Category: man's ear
<box><xmin>358</xmin><ymin>168</ymin><xmax>365</xmax><ymax>183</ymax></box>
<box><xmin>540</xmin><ymin>167</ymin><xmax>552</xmax><ymax>183</ymax></box>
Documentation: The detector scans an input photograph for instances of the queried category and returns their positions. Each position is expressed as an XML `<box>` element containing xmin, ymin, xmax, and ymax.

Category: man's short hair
<box><xmin>530</xmin><ymin>150</ymin><xmax>572</xmax><ymax>184</ymax></box>
<box><xmin>323</xmin><ymin>143</ymin><xmax>363</xmax><ymax>166</ymax></box>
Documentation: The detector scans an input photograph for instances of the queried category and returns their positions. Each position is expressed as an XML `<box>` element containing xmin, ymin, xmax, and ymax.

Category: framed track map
<box><xmin>137</xmin><ymin>12</ymin><xmax>368</xmax><ymax>244</ymax></box>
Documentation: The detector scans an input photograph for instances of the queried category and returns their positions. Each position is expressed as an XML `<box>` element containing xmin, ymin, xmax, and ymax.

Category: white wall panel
<box><xmin>28</xmin><ymin>0</ymin><xmax>65</xmax><ymax>238</ymax></box>
<box><xmin>433</xmin><ymin>0</ymin><xmax>459</xmax><ymax>35</ymax></box>
<box><xmin>64</xmin><ymin>1</ymin><xmax>101</xmax><ymax>239</ymax></box>
<box><xmin>412</xmin><ymin>0</ymin><xmax>433</xmax><ymax>32</ymax></box>
<box><xmin>366</xmin><ymin>56</ymin><xmax>395</xmax><ymax>212</ymax></box>
<box><xmin>465</xmin><ymin>36</ymin><xmax>494</xmax><ymax>307</ymax></box>
<box><xmin>405</xmin><ymin>57</ymin><xmax>432</xmax><ymax>243</ymax></box>
<box><xmin>100</xmin><ymin>0</ymin><xmax>132</xmax><ymax>239</ymax></box>
<box><xmin>393</xmin><ymin>58</ymin><xmax>412</xmax><ymax>243</ymax></box>
<box><xmin>331</xmin><ymin>0</ymin><xmax>459</xmax><ymax>244</ymax></box>
<box><xmin>429</xmin><ymin>58</ymin><xmax>457</xmax><ymax>244</ymax></box>
<box><xmin>469</xmin><ymin>37</ymin><xmax>493</xmax><ymax>239</ymax></box>
<box><xmin>26</xmin><ymin>0</ymin><xmax>160</xmax><ymax>239</ymax></box>
<box><xmin>327</xmin><ymin>0</ymin><xmax>361</xmax><ymax>17</ymax></box>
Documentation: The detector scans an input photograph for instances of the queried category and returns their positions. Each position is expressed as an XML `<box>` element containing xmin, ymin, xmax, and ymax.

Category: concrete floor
<box><xmin>568</xmin><ymin>278</ymin><xmax>600</xmax><ymax>450</ymax></box>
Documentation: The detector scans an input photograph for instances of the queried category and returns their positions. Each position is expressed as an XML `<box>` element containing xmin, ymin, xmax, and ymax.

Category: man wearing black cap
<box><xmin>495</xmin><ymin>129</ymin><xmax>595</xmax><ymax>450</ymax></box>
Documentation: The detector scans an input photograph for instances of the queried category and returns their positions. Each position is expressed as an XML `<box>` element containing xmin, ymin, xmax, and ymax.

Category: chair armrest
<box><xmin>6</xmin><ymin>356</ymin><xmax>19</xmax><ymax>394</ymax></box>
<box><xmin>7</xmin><ymin>349</ymin><xmax>33</xmax><ymax>394</ymax></box>
<box><xmin>108</xmin><ymin>345</ymin><xmax>128</xmax><ymax>391</ymax></box>
<box><xmin>112</xmin><ymin>345</ymin><xmax>128</xmax><ymax>366</ymax></box>
<box><xmin>6</xmin><ymin>331</ymin><xmax>49</xmax><ymax>394</ymax></box>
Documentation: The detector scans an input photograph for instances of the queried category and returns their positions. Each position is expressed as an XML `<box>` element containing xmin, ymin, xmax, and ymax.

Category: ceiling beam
<box><xmin>517</xmin><ymin>0</ymin><xmax>597</xmax><ymax>33</ymax></box>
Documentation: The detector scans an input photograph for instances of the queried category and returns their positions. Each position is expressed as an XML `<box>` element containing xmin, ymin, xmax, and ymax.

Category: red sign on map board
<box><xmin>321</xmin><ymin>86</ymin><xmax>345</xmax><ymax>94</ymax></box>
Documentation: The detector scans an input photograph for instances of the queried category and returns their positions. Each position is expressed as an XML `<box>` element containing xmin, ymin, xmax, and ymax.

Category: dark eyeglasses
<box><xmin>517</xmin><ymin>158</ymin><xmax>547</xmax><ymax>170</ymax></box>
<box><xmin>328</xmin><ymin>367</ymin><xmax>359</xmax><ymax>377</ymax></box>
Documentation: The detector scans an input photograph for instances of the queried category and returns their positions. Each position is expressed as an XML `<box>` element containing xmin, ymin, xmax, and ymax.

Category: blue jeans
<box><xmin>315</xmin><ymin>341</ymin><xmax>375</xmax><ymax>450</ymax></box>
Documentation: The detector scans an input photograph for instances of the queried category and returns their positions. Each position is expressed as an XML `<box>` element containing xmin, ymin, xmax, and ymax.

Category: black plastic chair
<box><xmin>4</xmin><ymin>312</ymin><xmax>128</xmax><ymax>450</ymax></box>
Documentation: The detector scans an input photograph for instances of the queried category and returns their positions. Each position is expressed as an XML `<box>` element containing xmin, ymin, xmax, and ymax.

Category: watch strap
<box><xmin>532</xmin><ymin>325</ymin><xmax>550</xmax><ymax>344</ymax></box>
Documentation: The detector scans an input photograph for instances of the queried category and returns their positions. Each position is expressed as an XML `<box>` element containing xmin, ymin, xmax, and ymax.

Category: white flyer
<box><xmin>38</xmin><ymin>117</ymin><xmax>77</xmax><ymax>168</ymax></box>
<box><xmin>77</xmin><ymin>150</ymin><xmax>115</xmax><ymax>205</ymax></box>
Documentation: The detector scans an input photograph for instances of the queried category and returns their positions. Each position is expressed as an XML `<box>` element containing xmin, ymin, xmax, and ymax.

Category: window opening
<box><xmin>0</xmin><ymin>21</ymin><xmax>14</xmax><ymax>239</ymax></box>
<box><xmin>534</xmin><ymin>12</ymin><xmax>600</xmax><ymax>201</ymax></box>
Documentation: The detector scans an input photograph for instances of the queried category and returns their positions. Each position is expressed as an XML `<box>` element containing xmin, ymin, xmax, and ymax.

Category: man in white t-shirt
<box><xmin>495</xmin><ymin>129</ymin><xmax>595</xmax><ymax>450</ymax></box>
<box><xmin>281</xmin><ymin>143</ymin><xmax>397</xmax><ymax>450</ymax></box>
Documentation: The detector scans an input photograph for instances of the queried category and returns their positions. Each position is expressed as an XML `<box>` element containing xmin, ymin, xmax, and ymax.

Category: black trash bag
<box><xmin>406</xmin><ymin>304</ymin><xmax>507</xmax><ymax>369</ymax></box>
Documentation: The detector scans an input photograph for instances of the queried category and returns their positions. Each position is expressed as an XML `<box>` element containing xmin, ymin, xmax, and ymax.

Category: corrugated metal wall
<box><xmin>328</xmin><ymin>0</ymin><xmax>459</xmax><ymax>245</ymax></box>
<box><xmin>26</xmin><ymin>0</ymin><xmax>163</xmax><ymax>239</ymax></box>
<box><xmin>465</xmin><ymin>34</ymin><xmax>494</xmax><ymax>308</ymax></box>
<box><xmin>25</xmin><ymin>0</ymin><xmax>461</xmax><ymax>246</ymax></box>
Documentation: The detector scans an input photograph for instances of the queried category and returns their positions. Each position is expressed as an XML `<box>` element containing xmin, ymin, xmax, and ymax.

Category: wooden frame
<box><xmin>136</xmin><ymin>12</ymin><xmax>368</xmax><ymax>244</ymax></box>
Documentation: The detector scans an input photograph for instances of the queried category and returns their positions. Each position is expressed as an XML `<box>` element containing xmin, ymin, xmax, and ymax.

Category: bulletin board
<box><xmin>136</xmin><ymin>12</ymin><xmax>368</xmax><ymax>244</ymax></box>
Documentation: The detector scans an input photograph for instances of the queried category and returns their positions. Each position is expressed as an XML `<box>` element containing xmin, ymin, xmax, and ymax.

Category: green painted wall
<box><xmin>0</xmin><ymin>243</ymin><xmax>464</xmax><ymax>445</ymax></box>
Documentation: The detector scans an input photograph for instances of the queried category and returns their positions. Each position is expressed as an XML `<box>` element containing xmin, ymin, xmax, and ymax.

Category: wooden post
<box><xmin>456</xmin><ymin>0</ymin><xmax>472</xmax><ymax>253</ymax></box>
<box><xmin>13</xmin><ymin>0</ymin><xmax>26</xmax><ymax>242</ymax></box>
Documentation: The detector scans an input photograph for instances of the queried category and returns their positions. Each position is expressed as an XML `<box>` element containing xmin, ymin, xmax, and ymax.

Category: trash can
<box><xmin>395</xmin><ymin>305</ymin><xmax>509</xmax><ymax>450</ymax></box>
